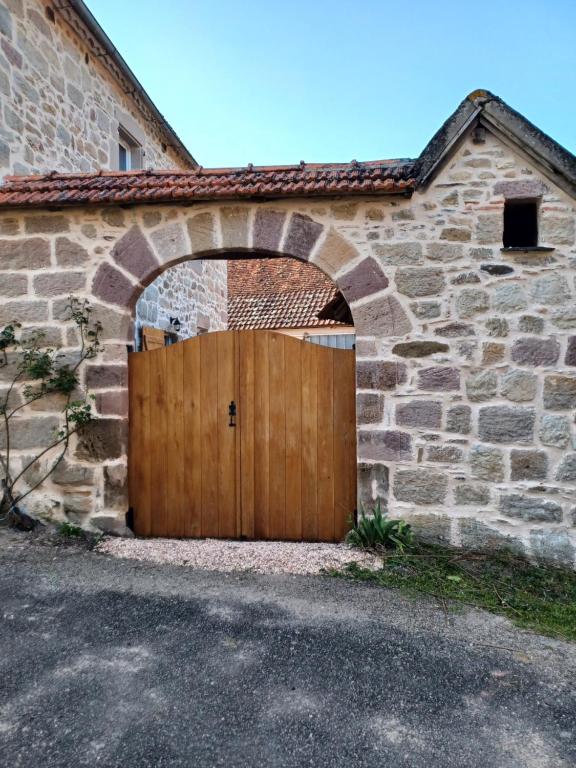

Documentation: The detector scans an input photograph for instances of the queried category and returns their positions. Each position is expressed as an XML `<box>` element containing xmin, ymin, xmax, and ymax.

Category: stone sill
<box><xmin>500</xmin><ymin>246</ymin><xmax>556</xmax><ymax>253</ymax></box>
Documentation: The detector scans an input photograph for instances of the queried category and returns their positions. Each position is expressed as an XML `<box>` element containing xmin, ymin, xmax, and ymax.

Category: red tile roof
<box><xmin>0</xmin><ymin>160</ymin><xmax>416</xmax><ymax>208</ymax></box>
<box><xmin>228</xmin><ymin>257</ymin><xmax>351</xmax><ymax>330</ymax></box>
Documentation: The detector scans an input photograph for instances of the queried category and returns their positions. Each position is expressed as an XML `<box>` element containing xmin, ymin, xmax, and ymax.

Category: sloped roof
<box><xmin>227</xmin><ymin>258</ymin><xmax>350</xmax><ymax>330</ymax></box>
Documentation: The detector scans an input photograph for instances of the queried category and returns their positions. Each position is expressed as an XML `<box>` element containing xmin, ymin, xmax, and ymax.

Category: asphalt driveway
<box><xmin>0</xmin><ymin>532</ymin><xmax>575</xmax><ymax>768</ymax></box>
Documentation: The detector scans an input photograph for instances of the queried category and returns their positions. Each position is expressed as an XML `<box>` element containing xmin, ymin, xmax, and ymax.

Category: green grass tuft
<box><xmin>330</xmin><ymin>543</ymin><xmax>576</xmax><ymax>641</ymax></box>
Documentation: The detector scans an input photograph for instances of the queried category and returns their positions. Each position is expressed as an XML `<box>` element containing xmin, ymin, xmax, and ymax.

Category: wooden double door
<box><xmin>129</xmin><ymin>330</ymin><xmax>356</xmax><ymax>541</ymax></box>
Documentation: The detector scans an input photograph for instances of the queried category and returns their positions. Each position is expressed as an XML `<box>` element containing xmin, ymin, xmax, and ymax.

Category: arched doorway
<box><xmin>128</xmin><ymin>248</ymin><xmax>358</xmax><ymax>541</ymax></box>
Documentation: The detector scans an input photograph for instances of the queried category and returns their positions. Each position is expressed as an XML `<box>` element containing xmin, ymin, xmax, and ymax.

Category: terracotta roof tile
<box><xmin>0</xmin><ymin>160</ymin><xmax>417</xmax><ymax>208</ymax></box>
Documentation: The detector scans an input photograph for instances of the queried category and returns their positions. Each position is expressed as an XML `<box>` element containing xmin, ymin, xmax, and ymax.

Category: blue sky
<box><xmin>88</xmin><ymin>0</ymin><xmax>576</xmax><ymax>167</ymax></box>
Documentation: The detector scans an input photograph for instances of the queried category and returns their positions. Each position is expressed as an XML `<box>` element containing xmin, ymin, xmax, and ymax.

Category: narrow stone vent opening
<box><xmin>503</xmin><ymin>199</ymin><xmax>538</xmax><ymax>248</ymax></box>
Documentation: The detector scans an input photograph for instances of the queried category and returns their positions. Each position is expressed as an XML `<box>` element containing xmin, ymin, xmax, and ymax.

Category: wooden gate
<box><xmin>128</xmin><ymin>330</ymin><xmax>356</xmax><ymax>541</ymax></box>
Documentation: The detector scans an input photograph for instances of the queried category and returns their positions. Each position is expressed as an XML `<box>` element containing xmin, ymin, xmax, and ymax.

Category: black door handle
<box><xmin>228</xmin><ymin>401</ymin><xmax>237</xmax><ymax>427</ymax></box>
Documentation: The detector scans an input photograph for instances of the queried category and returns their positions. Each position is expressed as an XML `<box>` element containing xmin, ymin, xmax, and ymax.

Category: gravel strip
<box><xmin>96</xmin><ymin>537</ymin><xmax>382</xmax><ymax>574</ymax></box>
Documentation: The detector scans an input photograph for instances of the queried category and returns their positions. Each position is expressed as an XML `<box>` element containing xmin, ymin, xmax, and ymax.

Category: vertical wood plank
<box><xmin>183</xmin><ymin>337</ymin><xmax>202</xmax><ymax>537</ymax></box>
<box><xmin>284</xmin><ymin>335</ymin><xmax>302</xmax><ymax>541</ymax></box>
<box><xmin>268</xmin><ymin>332</ymin><xmax>286</xmax><ymax>540</ymax></box>
<box><xmin>217</xmin><ymin>331</ymin><xmax>237</xmax><ymax>538</ymax></box>
<box><xmin>148</xmin><ymin>346</ymin><xmax>167</xmax><ymax>536</ymax></box>
<box><xmin>301</xmin><ymin>340</ymin><xmax>318</xmax><ymax>541</ymax></box>
<box><xmin>253</xmin><ymin>332</ymin><xmax>270</xmax><ymax>538</ymax></box>
<box><xmin>317</xmin><ymin>347</ymin><xmax>335</xmax><ymax>541</ymax></box>
<box><xmin>200</xmin><ymin>333</ymin><xmax>219</xmax><ymax>538</ymax></box>
<box><xmin>165</xmin><ymin>342</ymin><xmax>185</xmax><ymax>536</ymax></box>
<box><xmin>238</xmin><ymin>330</ymin><xmax>255</xmax><ymax>538</ymax></box>
<box><xmin>129</xmin><ymin>351</ymin><xmax>151</xmax><ymax>536</ymax></box>
<box><xmin>333</xmin><ymin>348</ymin><xmax>356</xmax><ymax>541</ymax></box>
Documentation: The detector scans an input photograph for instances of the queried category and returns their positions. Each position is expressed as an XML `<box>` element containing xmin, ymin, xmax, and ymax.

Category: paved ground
<box><xmin>0</xmin><ymin>531</ymin><xmax>575</xmax><ymax>768</ymax></box>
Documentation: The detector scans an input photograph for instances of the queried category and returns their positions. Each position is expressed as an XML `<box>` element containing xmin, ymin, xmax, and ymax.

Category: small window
<box><xmin>503</xmin><ymin>199</ymin><xmax>538</xmax><ymax>248</ymax></box>
<box><xmin>118</xmin><ymin>127</ymin><xmax>142</xmax><ymax>171</ymax></box>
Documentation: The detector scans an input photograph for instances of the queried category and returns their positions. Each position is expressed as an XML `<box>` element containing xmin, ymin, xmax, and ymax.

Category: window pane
<box><xmin>119</xmin><ymin>144</ymin><xmax>128</xmax><ymax>171</ymax></box>
<box><xmin>503</xmin><ymin>200</ymin><xmax>538</xmax><ymax>248</ymax></box>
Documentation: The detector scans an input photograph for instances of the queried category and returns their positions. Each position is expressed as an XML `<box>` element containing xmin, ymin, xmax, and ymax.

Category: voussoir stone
<box><xmin>539</xmin><ymin>414</ymin><xmax>571</xmax><ymax>448</ymax></box>
<box><xmin>499</xmin><ymin>494</ymin><xmax>562</xmax><ymax>523</ymax></box>
<box><xmin>150</xmin><ymin>223</ymin><xmax>188</xmax><ymax>265</ymax></box>
<box><xmin>417</xmin><ymin>366</ymin><xmax>460</xmax><ymax>391</ymax></box>
<box><xmin>501</xmin><ymin>370</ymin><xmax>537</xmax><ymax>402</ymax></box>
<box><xmin>466</xmin><ymin>370</ymin><xmax>498</xmax><ymax>402</ymax></box>
<box><xmin>392</xmin><ymin>341</ymin><xmax>448</xmax><ymax>358</ymax></box>
<box><xmin>313</xmin><ymin>229</ymin><xmax>357</xmax><ymax>275</ymax></box>
<box><xmin>284</xmin><ymin>213</ymin><xmax>323</xmax><ymax>261</ymax></box>
<box><xmin>543</xmin><ymin>375</ymin><xmax>576</xmax><ymax>410</ymax></box>
<box><xmin>470</xmin><ymin>444</ymin><xmax>505</xmax><ymax>481</ymax></box>
<box><xmin>555</xmin><ymin>454</ymin><xmax>576</xmax><ymax>481</ymax></box>
<box><xmin>111</xmin><ymin>225</ymin><xmax>159</xmax><ymax>281</ymax></box>
<box><xmin>220</xmin><ymin>206</ymin><xmax>250</xmax><ymax>249</ymax></box>
<box><xmin>478</xmin><ymin>406</ymin><xmax>535</xmax><ymax>444</ymax></box>
<box><xmin>393</xmin><ymin>469</ymin><xmax>448</xmax><ymax>505</ymax></box>
<box><xmin>55</xmin><ymin>237</ymin><xmax>90</xmax><ymax>267</ymax></box>
<box><xmin>356</xmin><ymin>361</ymin><xmax>407</xmax><ymax>390</ymax></box>
<box><xmin>253</xmin><ymin>209</ymin><xmax>286</xmax><ymax>253</ymax></box>
<box><xmin>395</xmin><ymin>267</ymin><xmax>445</xmax><ymax>298</ymax></box>
<box><xmin>352</xmin><ymin>295</ymin><xmax>411</xmax><ymax>337</ymax></box>
<box><xmin>358</xmin><ymin>430</ymin><xmax>412</xmax><ymax>461</ymax></box>
<box><xmin>92</xmin><ymin>263</ymin><xmax>139</xmax><ymax>308</ymax></box>
<box><xmin>187</xmin><ymin>212</ymin><xmax>217</xmax><ymax>254</ymax></box>
<box><xmin>339</xmin><ymin>257</ymin><xmax>389</xmax><ymax>303</ymax></box>
<box><xmin>395</xmin><ymin>400</ymin><xmax>442</xmax><ymax>429</ymax></box>
<box><xmin>0</xmin><ymin>237</ymin><xmax>50</xmax><ymax>269</ymax></box>
<box><xmin>511</xmin><ymin>337</ymin><xmax>560</xmax><ymax>367</ymax></box>
<box><xmin>510</xmin><ymin>449</ymin><xmax>548</xmax><ymax>481</ymax></box>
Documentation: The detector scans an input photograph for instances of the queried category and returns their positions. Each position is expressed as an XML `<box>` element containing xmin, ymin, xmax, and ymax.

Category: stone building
<box><xmin>0</xmin><ymin>0</ymin><xmax>227</xmax><ymax>344</ymax></box>
<box><xmin>1</xmin><ymin>90</ymin><xmax>576</xmax><ymax>566</ymax></box>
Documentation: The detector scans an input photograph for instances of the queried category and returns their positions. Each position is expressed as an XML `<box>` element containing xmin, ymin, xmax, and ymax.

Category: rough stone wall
<box><xmin>1</xmin><ymin>129</ymin><xmax>575</xmax><ymax>566</ymax></box>
<box><xmin>135</xmin><ymin>260</ymin><xmax>227</xmax><ymax>343</ymax></box>
<box><xmin>0</xmin><ymin>0</ymin><xmax>189</xmax><ymax>176</ymax></box>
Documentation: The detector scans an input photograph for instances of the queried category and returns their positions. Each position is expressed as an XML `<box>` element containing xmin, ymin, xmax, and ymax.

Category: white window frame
<box><xmin>118</xmin><ymin>127</ymin><xmax>143</xmax><ymax>171</ymax></box>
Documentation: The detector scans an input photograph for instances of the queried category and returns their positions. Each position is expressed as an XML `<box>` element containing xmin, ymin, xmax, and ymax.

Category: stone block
<box><xmin>425</xmin><ymin>242</ymin><xmax>464</xmax><ymax>262</ymax></box>
<box><xmin>466</xmin><ymin>370</ymin><xmax>497</xmax><ymax>402</ymax></box>
<box><xmin>92</xmin><ymin>263</ymin><xmax>138</xmax><ymax>308</ymax></box>
<box><xmin>451</xmin><ymin>272</ymin><xmax>480</xmax><ymax>285</ymax></box>
<box><xmin>539</xmin><ymin>415</ymin><xmax>570</xmax><ymax>448</ymax></box>
<box><xmin>476</xmin><ymin>213</ymin><xmax>502</xmax><ymax>244</ymax></box>
<box><xmin>85</xmin><ymin>365</ymin><xmax>128</xmax><ymax>389</ymax></box>
<box><xmin>459</xmin><ymin>519</ymin><xmax>525</xmax><ymax>556</ymax></box>
<box><xmin>485</xmin><ymin>318</ymin><xmax>508</xmax><ymax>337</ymax></box>
<box><xmin>104</xmin><ymin>463</ymin><xmax>128</xmax><ymax>508</ymax></box>
<box><xmin>356</xmin><ymin>392</ymin><xmax>384</xmax><ymax>425</ymax></box>
<box><xmin>417</xmin><ymin>367</ymin><xmax>460</xmax><ymax>391</ymax></box>
<box><xmin>426</xmin><ymin>445</ymin><xmax>463</xmax><ymax>463</ymax></box>
<box><xmin>492</xmin><ymin>283</ymin><xmax>527</xmax><ymax>313</ymax></box>
<box><xmin>52</xmin><ymin>460</ymin><xmax>94</xmax><ymax>486</ymax></box>
<box><xmin>407</xmin><ymin>513</ymin><xmax>451</xmax><ymax>545</ymax></box>
<box><xmin>530</xmin><ymin>529</ymin><xmax>575</xmax><ymax>568</ymax></box>
<box><xmin>0</xmin><ymin>416</ymin><xmax>60</xmax><ymax>450</ymax></box>
<box><xmin>434</xmin><ymin>322</ymin><xmax>475</xmax><ymax>338</ymax></box>
<box><xmin>396</xmin><ymin>267</ymin><xmax>445</xmax><ymax>297</ymax></box>
<box><xmin>478</xmin><ymin>406</ymin><xmax>534</xmax><ymax>444</ymax></box>
<box><xmin>565</xmin><ymin>337</ymin><xmax>576</xmax><ymax>366</ymax></box>
<box><xmin>33</xmin><ymin>271</ymin><xmax>86</xmax><ymax>297</ymax></box>
<box><xmin>470</xmin><ymin>444</ymin><xmax>505</xmax><ymax>481</ymax></box>
<box><xmin>356</xmin><ymin>361</ymin><xmax>407</xmax><ymax>390</ymax></box>
<box><xmin>551</xmin><ymin>305</ymin><xmax>576</xmax><ymax>329</ymax></box>
<box><xmin>284</xmin><ymin>214</ymin><xmax>323</xmax><ymax>261</ymax></box>
<box><xmin>24</xmin><ymin>215</ymin><xmax>69</xmax><ymax>234</ymax></box>
<box><xmin>393</xmin><ymin>469</ymin><xmax>448</xmax><ymax>505</ymax></box>
<box><xmin>511</xmin><ymin>337</ymin><xmax>560</xmax><ymax>367</ymax></box>
<box><xmin>392</xmin><ymin>341</ymin><xmax>448</xmax><ymax>358</ymax></box>
<box><xmin>358</xmin><ymin>430</ymin><xmax>412</xmax><ymax>461</ymax></box>
<box><xmin>63</xmin><ymin>492</ymin><xmax>93</xmax><ymax>522</ymax></box>
<box><xmin>150</xmin><ymin>224</ymin><xmax>188</xmax><ymax>265</ymax></box>
<box><xmin>395</xmin><ymin>400</ymin><xmax>442</xmax><ymax>429</ymax></box>
<box><xmin>111</xmin><ymin>226</ymin><xmax>159</xmax><ymax>282</ymax></box>
<box><xmin>518</xmin><ymin>315</ymin><xmax>544</xmax><ymax>334</ymax></box>
<box><xmin>358</xmin><ymin>462</ymin><xmax>389</xmax><ymax>509</ymax></box>
<box><xmin>220</xmin><ymin>206</ymin><xmax>250</xmax><ymax>249</ymax></box>
<box><xmin>540</xmin><ymin>216</ymin><xmax>575</xmax><ymax>245</ymax></box>
<box><xmin>372</xmin><ymin>241</ymin><xmax>422</xmax><ymax>266</ymax></box>
<box><xmin>0</xmin><ymin>274</ymin><xmax>27</xmax><ymax>297</ymax></box>
<box><xmin>456</xmin><ymin>289</ymin><xmax>489</xmax><ymax>318</ymax></box>
<box><xmin>410</xmin><ymin>301</ymin><xmax>441</xmax><ymax>319</ymax></box>
<box><xmin>499</xmin><ymin>494</ymin><xmax>562</xmax><ymax>523</ymax></box>
<box><xmin>501</xmin><ymin>370</ymin><xmax>537</xmax><ymax>402</ymax></box>
<box><xmin>253</xmin><ymin>209</ymin><xmax>286</xmax><ymax>252</ymax></box>
<box><xmin>440</xmin><ymin>227</ymin><xmax>471</xmax><ymax>242</ymax></box>
<box><xmin>454</xmin><ymin>484</ymin><xmax>490</xmax><ymax>506</ymax></box>
<box><xmin>187</xmin><ymin>212</ymin><xmax>217</xmax><ymax>254</ymax></box>
<box><xmin>352</xmin><ymin>295</ymin><xmax>411</xmax><ymax>337</ymax></box>
<box><xmin>555</xmin><ymin>454</ymin><xmax>576</xmax><ymax>481</ymax></box>
<box><xmin>482</xmin><ymin>342</ymin><xmax>505</xmax><ymax>365</ymax></box>
<box><xmin>95</xmin><ymin>390</ymin><xmax>129</xmax><ymax>417</ymax></box>
<box><xmin>510</xmin><ymin>450</ymin><xmax>548</xmax><ymax>481</ymax></box>
<box><xmin>543</xmin><ymin>375</ymin><xmax>576</xmax><ymax>410</ymax></box>
<box><xmin>446</xmin><ymin>405</ymin><xmax>471</xmax><ymax>434</ymax></box>
<box><xmin>530</xmin><ymin>274</ymin><xmax>571</xmax><ymax>306</ymax></box>
<box><xmin>479</xmin><ymin>264</ymin><xmax>513</xmax><ymax>275</ymax></box>
<box><xmin>312</xmin><ymin>229</ymin><xmax>357</xmax><ymax>275</ymax></box>
<box><xmin>55</xmin><ymin>237</ymin><xmax>90</xmax><ymax>267</ymax></box>
<box><xmin>339</xmin><ymin>257</ymin><xmax>389</xmax><ymax>303</ymax></box>
<box><xmin>0</xmin><ymin>238</ymin><xmax>50</xmax><ymax>269</ymax></box>
<box><xmin>75</xmin><ymin>419</ymin><xmax>128</xmax><ymax>462</ymax></box>
<box><xmin>0</xmin><ymin>300</ymin><xmax>48</xmax><ymax>325</ymax></box>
